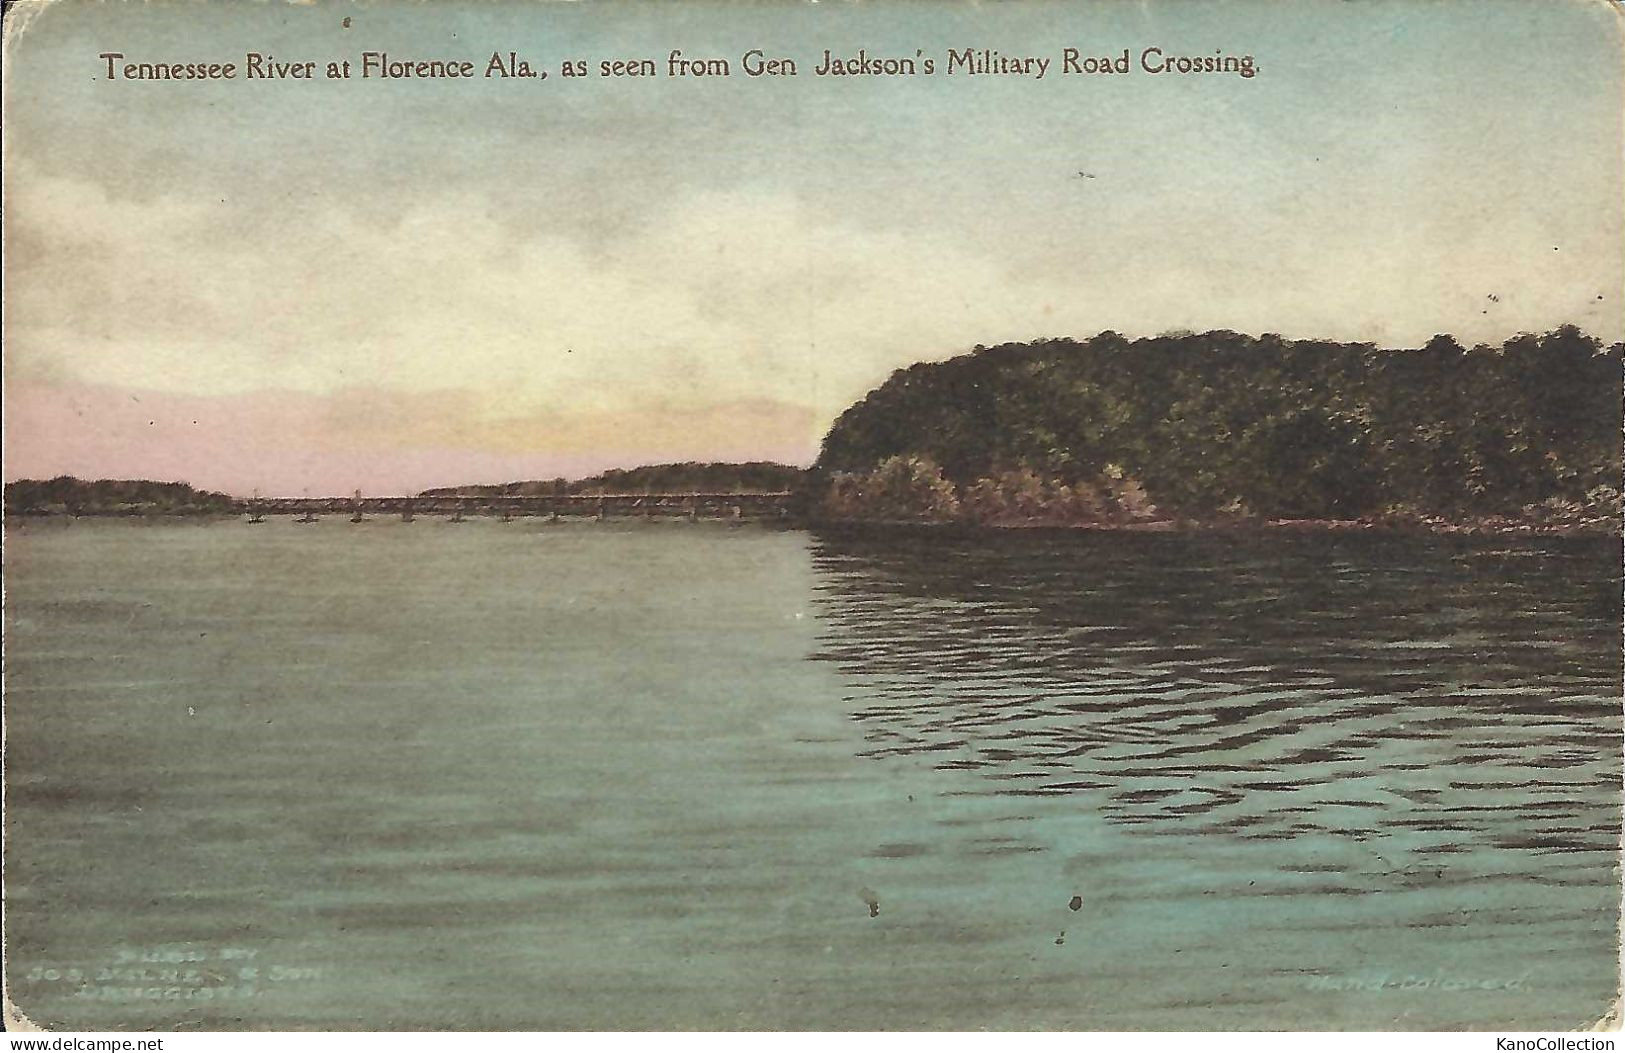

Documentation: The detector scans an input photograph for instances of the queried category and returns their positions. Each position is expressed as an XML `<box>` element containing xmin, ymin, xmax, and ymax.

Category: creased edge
<box><xmin>4</xmin><ymin>991</ymin><xmax>45</xmax><ymax>1032</ymax></box>
<box><xmin>0</xmin><ymin>0</ymin><xmax>56</xmax><ymax>80</ymax></box>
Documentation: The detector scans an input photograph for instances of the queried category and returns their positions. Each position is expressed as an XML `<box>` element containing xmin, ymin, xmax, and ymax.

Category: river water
<box><xmin>4</xmin><ymin>519</ymin><xmax>1619</xmax><ymax>1030</ymax></box>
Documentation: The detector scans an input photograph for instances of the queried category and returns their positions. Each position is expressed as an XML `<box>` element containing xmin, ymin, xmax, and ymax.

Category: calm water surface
<box><xmin>4</xmin><ymin>519</ymin><xmax>1619</xmax><ymax>1029</ymax></box>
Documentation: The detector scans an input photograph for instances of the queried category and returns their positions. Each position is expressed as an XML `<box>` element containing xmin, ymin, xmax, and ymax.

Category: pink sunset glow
<box><xmin>3</xmin><ymin>380</ymin><xmax>819</xmax><ymax>498</ymax></box>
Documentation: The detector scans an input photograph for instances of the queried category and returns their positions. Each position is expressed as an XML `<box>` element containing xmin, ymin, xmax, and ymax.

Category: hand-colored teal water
<box><xmin>4</xmin><ymin>519</ymin><xmax>1619</xmax><ymax>1030</ymax></box>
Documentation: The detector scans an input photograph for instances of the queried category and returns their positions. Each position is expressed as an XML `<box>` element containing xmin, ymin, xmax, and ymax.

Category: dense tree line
<box><xmin>812</xmin><ymin>327</ymin><xmax>1622</xmax><ymax>530</ymax></box>
<box><xmin>4</xmin><ymin>477</ymin><xmax>240</xmax><ymax>516</ymax></box>
<box><xmin>422</xmin><ymin>461</ymin><xmax>806</xmax><ymax>497</ymax></box>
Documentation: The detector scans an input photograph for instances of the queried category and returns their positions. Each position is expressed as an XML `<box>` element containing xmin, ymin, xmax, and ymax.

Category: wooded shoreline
<box><xmin>809</xmin><ymin>327</ymin><xmax>1622</xmax><ymax>535</ymax></box>
<box><xmin>8</xmin><ymin>326</ymin><xmax>1621</xmax><ymax>536</ymax></box>
<box><xmin>5</xmin><ymin>503</ymin><xmax>1616</xmax><ymax>537</ymax></box>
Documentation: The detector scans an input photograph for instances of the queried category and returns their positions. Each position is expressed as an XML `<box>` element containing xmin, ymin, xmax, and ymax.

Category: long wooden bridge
<box><xmin>245</xmin><ymin>492</ymin><xmax>794</xmax><ymax>521</ymax></box>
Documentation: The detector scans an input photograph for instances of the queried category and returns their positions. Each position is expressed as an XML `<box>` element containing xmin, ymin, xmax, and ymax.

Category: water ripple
<box><xmin>809</xmin><ymin>530</ymin><xmax>1621</xmax><ymax>870</ymax></box>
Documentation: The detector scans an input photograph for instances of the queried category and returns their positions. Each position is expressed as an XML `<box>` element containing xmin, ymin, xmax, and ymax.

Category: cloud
<box><xmin>5</xmin><ymin>102</ymin><xmax>1620</xmax><ymax>497</ymax></box>
<box><xmin>4</xmin><ymin>163</ymin><xmax>1069</xmax><ymax>429</ymax></box>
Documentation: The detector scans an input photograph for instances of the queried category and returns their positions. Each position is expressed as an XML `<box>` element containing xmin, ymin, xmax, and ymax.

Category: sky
<box><xmin>4</xmin><ymin>0</ymin><xmax>1622</xmax><ymax>496</ymax></box>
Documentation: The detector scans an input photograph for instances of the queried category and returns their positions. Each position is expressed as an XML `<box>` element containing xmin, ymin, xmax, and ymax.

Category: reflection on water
<box><xmin>804</xmin><ymin>529</ymin><xmax>1621</xmax><ymax>1029</ymax></box>
<box><xmin>810</xmin><ymin>530</ymin><xmax>1620</xmax><ymax>877</ymax></box>
<box><xmin>4</xmin><ymin>520</ymin><xmax>1620</xmax><ymax>1030</ymax></box>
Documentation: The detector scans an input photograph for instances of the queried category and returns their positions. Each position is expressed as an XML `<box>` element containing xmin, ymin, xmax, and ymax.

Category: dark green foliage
<box><xmin>3</xmin><ymin>476</ymin><xmax>240</xmax><ymax>516</ymax></box>
<box><xmin>421</xmin><ymin>461</ymin><xmax>807</xmax><ymax>498</ymax></box>
<box><xmin>821</xmin><ymin>455</ymin><xmax>961</xmax><ymax>522</ymax></box>
<box><xmin>814</xmin><ymin>327</ymin><xmax>1622</xmax><ymax>528</ymax></box>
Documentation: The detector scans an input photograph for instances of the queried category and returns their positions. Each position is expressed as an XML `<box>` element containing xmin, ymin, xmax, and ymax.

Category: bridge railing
<box><xmin>250</xmin><ymin>492</ymin><xmax>795</xmax><ymax>518</ymax></box>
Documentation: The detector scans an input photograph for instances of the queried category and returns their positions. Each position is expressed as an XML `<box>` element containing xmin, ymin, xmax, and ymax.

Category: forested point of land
<box><xmin>811</xmin><ymin>327</ymin><xmax>1623</xmax><ymax>532</ymax></box>
<box><xmin>3</xmin><ymin>477</ymin><xmax>240</xmax><ymax>516</ymax></box>
<box><xmin>420</xmin><ymin>461</ymin><xmax>807</xmax><ymax>498</ymax></box>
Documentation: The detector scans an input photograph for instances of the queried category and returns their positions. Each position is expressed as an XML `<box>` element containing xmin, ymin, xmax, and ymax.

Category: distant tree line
<box><xmin>420</xmin><ymin>461</ymin><xmax>807</xmax><ymax>498</ymax></box>
<box><xmin>3</xmin><ymin>464</ymin><xmax>808</xmax><ymax>517</ymax></box>
<box><xmin>4</xmin><ymin>477</ymin><xmax>240</xmax><ymax>516</ymax></box>
<box><xmin>812</xmin><ymin>327</ymin><xmax>1622</xmax><ymax>530</ymax></box>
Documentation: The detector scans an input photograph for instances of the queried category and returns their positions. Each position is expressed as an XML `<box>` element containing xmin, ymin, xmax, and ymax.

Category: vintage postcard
<box><xmin>2</xmin><ymin>0</ymin><xmax>1621</xmax><ymax>1034</ymax></box>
